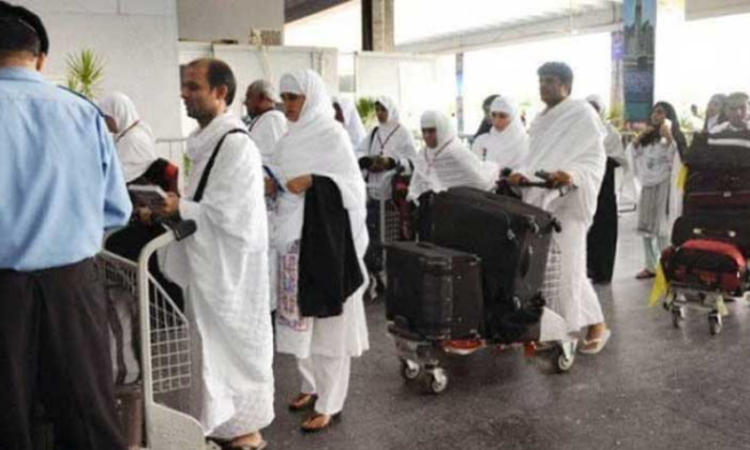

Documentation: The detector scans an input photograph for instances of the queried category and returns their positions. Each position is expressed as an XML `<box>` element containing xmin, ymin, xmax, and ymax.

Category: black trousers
<box><xmin>587</xmin><ymin>160</ymin><xmax>619</xmax><ymax>284</ymax></box>
<box><xmin>0</xmin><ymin>259</ymin><xmax>126</xmax><ymax>450</ymax></box>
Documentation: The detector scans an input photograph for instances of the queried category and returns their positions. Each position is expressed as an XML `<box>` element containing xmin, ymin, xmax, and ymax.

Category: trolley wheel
<box><xmin>554</xmin><ymin>346</ymin><xmax>575</xmax><ymax>373</ymax></box>
<box><xmin>422</xmin><ymin>368</ymin><xmax>449</xmax><ymax>395</ymax></box>
<box><xmin>672</xmin><ymin>306</ymin><xmax>685</xmax><ymax>329</ymax></box>
<box><xmin>400</xmin><ymin>359</ymin><xmax>422</xmax><ymax>381</ymax></box>
<box><xmin>709</xmin><ymin>312</ymin><xmax>722</xmax><ymax>335</ymax></box>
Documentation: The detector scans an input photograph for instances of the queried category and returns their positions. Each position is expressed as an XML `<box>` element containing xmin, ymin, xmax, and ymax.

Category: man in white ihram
<box><xmin>157</xmin><ymin>58</ymin><xmax>273</xmax><ymax>450</ymax></box>
<box><xmin>508</xmin><ymin>62</ymin><xmax>610</xmax><ymax>356</ymax></box>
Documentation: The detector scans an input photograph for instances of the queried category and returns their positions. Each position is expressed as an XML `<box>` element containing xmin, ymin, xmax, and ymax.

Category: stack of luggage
<box><xmin>385</xmin><ymin>187</ymin><xmax>559</xmax><ymax>345</ymax></box>
<box><xmin>661</xmin><ymin>137</ymin><xmax>750</xmax><ymax>297</ymax></box>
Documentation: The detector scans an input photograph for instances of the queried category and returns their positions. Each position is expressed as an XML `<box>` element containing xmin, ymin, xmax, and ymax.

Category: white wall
<box><xmin>284</xmin><ymin>1</ymin><xmax>362</xmax><ymax>53</ymax></box>
<box><xmin>177</xmin><ymin>0</ymin><xmax>284</xmax><ymax>43</ymax></box>
<box><xmin>18</xmin><ymin>0</ymin><xmax>183</xmax><ymax>141</ymax></box>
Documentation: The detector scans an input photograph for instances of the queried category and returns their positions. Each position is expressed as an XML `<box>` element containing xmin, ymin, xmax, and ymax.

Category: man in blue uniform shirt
<box><xmin>0</xmin><ymin>2</ymin><xmax>131</xmax><ymax>449</ymax></box>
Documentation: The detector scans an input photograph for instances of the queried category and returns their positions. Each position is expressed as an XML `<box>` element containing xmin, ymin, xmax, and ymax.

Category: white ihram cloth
<box><xmin>357</xmin><ymin>96</ymin><xmax>419</xmax><ymax>200</ymax></box>
<box><xmin>470</xmin><ymin>96</ymin><xmax>528</xmax><ymax>172</ymax></box>
<box><xmin>273</xmin><ymin>69</ymin><xmax>370</xmax><ymax>360</ymax></box>
<box><xmin>248</xmin><ymin>109</ymin><xmax>287</xmax><ymax>166</ymax></box>
<box><xmin>98</xmin><ymin>92</ymin><xmax>158</xmax><ymax>183</ymax></box>
<box><xmin>517</xmin><ymin>98</ymin><xmax>606</xmax><ymax>338</ymax></box>
<box><xmin>248</xmin><ymin>109</ymin><xmax>287</xmax><ymax>312</ymax></box>
<box><xmin>407</xmin><ymin>111</ymin><xmax>499</xmax><ymax>203</ymax></box>
<box><xmin>160</xmin><ymin>113</ymin><xmax>274</xmax><ymax>438</ymax></box>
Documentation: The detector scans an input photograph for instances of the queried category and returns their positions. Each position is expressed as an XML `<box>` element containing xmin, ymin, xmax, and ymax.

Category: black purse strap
<box><xmin>193</xmin><ymin>128</ymin><xmax>248</xmax><ymax>203</ymax></box>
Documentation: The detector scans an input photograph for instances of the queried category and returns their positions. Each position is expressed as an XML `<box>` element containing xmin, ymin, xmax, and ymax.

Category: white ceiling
<box><xmin>395</xmin><ymin>0</ymin><xmax>623</xmax><ymax>51</ymax></box>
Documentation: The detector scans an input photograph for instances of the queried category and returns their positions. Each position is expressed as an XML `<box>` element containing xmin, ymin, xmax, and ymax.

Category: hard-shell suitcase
<box><xmin>684</xmin><ymin>169</ymin><xmax>750</xmax><ymax>214</ymax></box>
<box><xmin>671</xmin><ymin>213</ymin><xmax>750</xmax><ymax>254</ymax></box>
<box><xmin>661</xmin><ymin>239</ymin><xmax>748</xmax><ymax>294</ymax></box>
<box><xmin>423</xmin><ymin>187</ymin><xmax>556</xmax><ymax>342</ymax></box>
<box><xmin>385</xmin><ymin>241</ymin><xmax>483</xmax><ymax>340</ymax></box>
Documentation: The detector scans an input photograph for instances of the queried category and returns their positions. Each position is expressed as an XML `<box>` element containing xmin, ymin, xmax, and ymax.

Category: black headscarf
<box><xmin>640</xmin><ymin>101</ymin><xmax>688</xmax><ymax>158</ymax></box>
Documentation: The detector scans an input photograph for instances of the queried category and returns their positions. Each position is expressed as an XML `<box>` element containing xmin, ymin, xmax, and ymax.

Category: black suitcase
<box><xmin>424</xmin><ymin>188</ymin><xmax>555</xmax><ymax>341</ymax></box>
<box><xmin>672</xmin><ymin>213</ymin><xmax>750</xmax><ymax>254</ymax></box>
<box><xmin>684</xmin><ymin>169</ymin><xmax>750</xmax><ymax>214</ymax></box>
<box><xmin>684</xmin><ymin>133</ymin><xmax>750</xmax><ymax>170</ymax></box>
<box><xmin>385</xmin><ymin>241</ymin><xmax>483</xmax><ymax>340</ymax></box>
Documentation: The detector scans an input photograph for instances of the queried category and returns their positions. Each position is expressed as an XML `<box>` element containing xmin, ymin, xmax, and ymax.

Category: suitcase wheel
<box><xmin>422</xmin><ymin>367</ymin><xmax>449</xmax><ymax>395</ymax></box>
<box><xmin>399</xmin><ymin>359</ymin><xmax>422</xmax><ymax>381</ymax></box>
<box><xmin>554</xmin><ymin>345</ymin><xmax>575</xmax><ymax>373</ymax></box>
<box><xmin>672</xmin><ymin>305</ymin><xmax>686</xmax><ymax>329</ymax></box>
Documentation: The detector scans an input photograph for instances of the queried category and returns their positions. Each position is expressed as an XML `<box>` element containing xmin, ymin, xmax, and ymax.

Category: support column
<box><xmin>362</xmin><ymin>0</ymin><xmax>394</xmax><ymax>51</ymax></box>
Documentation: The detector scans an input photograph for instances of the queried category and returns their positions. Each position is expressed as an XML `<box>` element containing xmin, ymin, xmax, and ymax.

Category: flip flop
<box><xmin>579</xmin><ymin>329</ymin><xmax>611</xmax><ymax>355</ymax></box>
<box><xmin>635</xmin><ymin>269</ymin><xmax>656</xmax><ymax>280</ymax></box>
<box><xmin>288</xmin><ymin>393</ymin><xmax>318</xmax><ymax>412</ymax></box>
<box><xmin>226</xmin><ymin>441</ymin><xmax>267</xmax><ymax>450</ymax></box>
<box><xmin>300</xmin><ymin>412</ymin><xmax>342</xmax><ymax>433</ymax></box>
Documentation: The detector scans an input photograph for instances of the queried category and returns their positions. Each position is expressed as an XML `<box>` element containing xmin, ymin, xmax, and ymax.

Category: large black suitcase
<box><xmin>684</xmin><ymin>169</ymin><xmax>750</xmax><ymax>214</ymax></box>
<box><xmin>385</xmin><ymin>241</ymin><xmax>483</xmax><ymax>340</ymax></box>
<box><xmin>672</xmin><ymin>213</ymin><xmax>750</xmax><ymax>254</ymax></box>
<box><xmin>684</xmin><ymin>133</ymin><xmax>750</xmax><ymax>170</ymax></box>
<box><xmin>423</xmin><ymin>187</ymin><xmax>555</xmax><ymax>341</ymax></box>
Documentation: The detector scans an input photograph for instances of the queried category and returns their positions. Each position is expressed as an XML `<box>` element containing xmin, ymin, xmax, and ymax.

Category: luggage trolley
<box><xmin>386</xmin><ymin>175</ymin><xmax>578</xmax><ymax>394</ymax></box>
<box><xmin>660</xmin><ymin>238</ymin><xmax>750</xmax><ymax>336</ymax></box>
<box><xmin>99</xmin><ymin>220</ymin><xmax>206</xmax><ymax>449</ymax></box>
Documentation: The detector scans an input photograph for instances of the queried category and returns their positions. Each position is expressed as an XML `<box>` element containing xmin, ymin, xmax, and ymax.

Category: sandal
<box><xmin>300</xmin><ymin>412</ymin><xmax>342</xmax><ymax>433</ymax></box>
<box><xmin>288</xmin><ymin>393</ymin><xmax>317</xmax><ymax>412</ymax></box>
<box><xmin>579</xmin><ymin>329</ymin><xmax>611</xmax><ymax>355</ymax></box>
<box><xmin>226</xmin><ymin>441</ymin><xmax>267</xmax><ymax>450</ymax></box>
<box><xmin>635</xmin><ymin>269</ymin><xmax>656</xmax><ymax>280</ymax></box>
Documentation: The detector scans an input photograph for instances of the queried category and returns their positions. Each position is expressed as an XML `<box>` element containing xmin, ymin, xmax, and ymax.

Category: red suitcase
<box><xmin>661</xmin><ymin>239</ymin><xmax>748</xmax><ymax>294</ymax></box>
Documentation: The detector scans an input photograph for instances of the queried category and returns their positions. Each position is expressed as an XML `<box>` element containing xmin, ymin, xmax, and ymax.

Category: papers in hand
<box><xmin>128</xmin><ymin>185</ymin><xmax>168</xmax><ymax>210</ymax></box>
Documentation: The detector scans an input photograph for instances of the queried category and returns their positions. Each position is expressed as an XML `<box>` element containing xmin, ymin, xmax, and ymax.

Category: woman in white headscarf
<box><xmin>272</xmin><ymin>69</ymin><xmax>369</xmax><ymax>433</ymax></box>
<box><xmin>98</xmin><ymin>92</ymin><xmax>158</xmax><ymax>184</ymax></box>
<box><xmin>333</xmin><ymin>96</ymin><xmax>367</xmax><ymax>151</ymax></box>
<box><xmin>357</xmin><ymin>96</ymin><xmax>419</xmax><ymax>294</ymax></box>
<box><xmin>408</xmin><ymin>110</ymin><xmax>499</xmax><ymax>203</ymax></box>
<box><xmin>470</xmin><ymin>96</ymin><xmax>528</xmax><ymax>172</ymax></box>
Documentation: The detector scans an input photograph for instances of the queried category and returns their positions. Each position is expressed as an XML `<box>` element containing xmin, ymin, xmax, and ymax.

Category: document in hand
<box><xmin>128</xmin><ymin>185</ymin><xmax>168</xmax><ymax>210</ymax></box>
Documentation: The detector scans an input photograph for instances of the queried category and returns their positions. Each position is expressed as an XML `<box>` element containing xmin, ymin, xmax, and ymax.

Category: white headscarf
<box><xmin>376</xmin><ymin>96</ymin><xmax>401</xmax><ymax>131</ymax></box>
<box><xmin>471</xmin><ymin>96</ymin><xmax>528</xmax><ymax>170</ymax></box>
<box><xmin>408</xmin><ymin>111</ymin><xmax>498</xmax><ymax>202</ymax></box>
<box><xmin>333</xmin><ymin>96</ymin><xmax>367</xmax><ymax>149</ymax></box>
<box><xmin>274</xmin><ymin>70</ymin><xmax>368</xmax><ymax>251</ymax></box>
<box><xmin>98</xmin><ymin>92</ymin><xmax>158</xmax><ymax>182</ymax></box>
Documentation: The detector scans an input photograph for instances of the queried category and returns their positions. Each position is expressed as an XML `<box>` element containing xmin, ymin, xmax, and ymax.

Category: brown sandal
<box><xmin>300</xmin><ymin>412</ymin><xmax>342</xmax><ymax>433</ymax></box>
<box><xmin>288</xmin><ymin>393</ymin><xmax>317</xmax><ymax>412</ymax></box>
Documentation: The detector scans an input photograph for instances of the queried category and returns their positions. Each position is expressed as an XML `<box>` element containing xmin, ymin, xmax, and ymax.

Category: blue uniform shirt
<box><xmin>0</xmin><ymin>67</ymin><xmax>132</xmax><ymax>271</ymax></box>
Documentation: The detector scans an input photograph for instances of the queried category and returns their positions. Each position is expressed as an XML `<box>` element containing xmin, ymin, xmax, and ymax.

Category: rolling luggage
<box><xmin>661</xmin><ymin>239</ymin><xmax>748</xmax><ymax>294</ymax></box>
<box><xmin>385</xmin><ymin>241</ymin><xmax>483</xmax><ymax>340</ymax></box>
<box><xmin>671</xmin><ymin>213</ymin><xmax>750</xmax><ymax>253</ymax></box>
<box><xmin>684</xmin><ymin>169</ymin><xmax>750</xmax><ymax>214</ymax></box>
<box><xmin>422</xmin><ymin>188</ymin><xmax>556</xmax><ymax>330</ymax></box>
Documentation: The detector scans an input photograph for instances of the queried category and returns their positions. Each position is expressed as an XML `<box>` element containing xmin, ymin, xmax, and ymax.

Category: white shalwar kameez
<box><xmin>161</xmin><ymin>113</ymin><xmax>274</xmax><ymax>439</ymax></box>
<box><xmin>248</xmin><ymin>109</ymin><xmax>288</xmax><ymax>312</ymax></box>
<box><xmin>358</xmin><ymin>96</ymin><xmax>419</xmax><ymax>200</ymax></box>
<box><xmin>517</xmin><ymin>98</ymin><xmax>606</xmax><ymax>338</ymax></box>
<box><xmin>470</xmin><ymin>96</ymin><xmax>528</xmax><ymax>172</ymax></box>
<box><xmin>273</xmin><ymin>70</ymin><xmax>369</xmax><ymax>416</ymax></box>
<box><xmin>98</xmin><ymin>92</ymin><xmax>158</xmax><ymax>183</ymax></box>
<box><xmin>408</xmin><ymin>111</ymin><xmax>499</xmax><ymax>202</ymax></box>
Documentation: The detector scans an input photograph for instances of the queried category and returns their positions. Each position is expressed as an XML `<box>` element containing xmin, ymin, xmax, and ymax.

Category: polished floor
<box><xmin>264</xmin><ymin>212</ymin><xmax>750</xmax><ymax>450</ymax></box>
